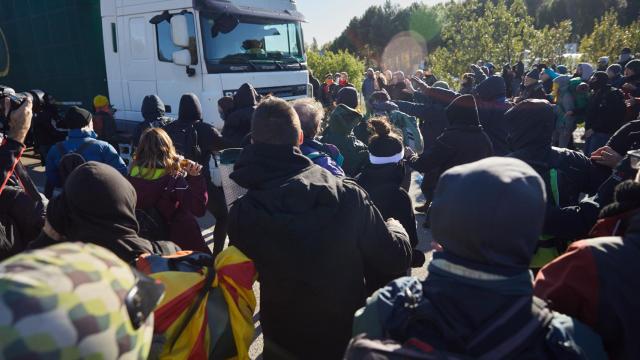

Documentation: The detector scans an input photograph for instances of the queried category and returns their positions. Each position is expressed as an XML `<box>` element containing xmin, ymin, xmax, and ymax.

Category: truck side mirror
<box><xmin>170</xmin><ymin>15</ymin><xmax>190</xmax><ymax>48</ymax></box>
<box><xmin>172</xmin><ymin>49</ymin><xmax>192</xmax><ymax>66</ymax></box>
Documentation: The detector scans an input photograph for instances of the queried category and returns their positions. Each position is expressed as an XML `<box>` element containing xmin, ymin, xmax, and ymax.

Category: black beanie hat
<box><xmin>626</xmin><ymin>59</ymin><xmax>640</xmax><ymax>75</ymax></box>
<box><xmin>62</xmin><ymin>106</ymin><xmax>92</xmax><ymax>129</ymax></box>
<box><xmin>589</xmin><ymin>71</ymin><xmax>610</xmax><ymax>91</ymax></box>
<box><xmin>445</xmin><ymin>94</ymin><xmax>479</xmax><ymax>126</ymax></box>
<box><xmin>368</xmin><ymin>119</ymin><xmax>403</xmax><ymax>164</ymax></box>
<box><xmin>526</xmin><ymin>68</ymin><xmax>540</xmax><ymax>80</ymax></box>
<box><xmin>336</xmin><ymin>86</ymin><xmax>359</xmax><ymax>109</ymax></box>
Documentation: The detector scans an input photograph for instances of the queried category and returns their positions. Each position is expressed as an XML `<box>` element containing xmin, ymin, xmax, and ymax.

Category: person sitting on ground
<box><xmin>356</xmin><ymin>117</ymin><xmax>425</xmax><ymax>281</ymax></box>
<box><xmin>535</xmin><ymin>179</ymin><xmax>640</xmax><ymax>359</ymax></box>
<box><xmin>132</xmin><ymin>95</ymin><xmax>173</xmax><ymax>148</ymax></box>
<box><xmin>92</xmin><ymin>95</ymin><xmax>118</xmax><ymax>147</ymax></box>
<box><xmin>31</xmin><ymin>161</ymin><xmax>180</xmax><ymax>264</ymax></box>
<box><xmin>506</xmin><ymin>99</ymin><xmax>607</xmax><ymax>269</ymax></box>
<box><xmin>164</xmin><ymin>93</ymin><xmax>231</xmax><ymax>256</ymax></box>
<box><xmin>227</xmin><ymin>96</ymin><xmax>412</xmax><ymax>360</ymax></box>
<box><xmin>45</xmin><ymin>106</ymin><xmax>126</xmax><ymax>199</ymax></box>
<box><xmin>348</xmin><ymin>157</ymin><xmax>607</xmax><ymax>360</ymax></box>
<box><xmin>128</xmin><ymin>128</ymin><xmax>209</xmax><ymax>254</ymax></box>
<box><xmin>321</xmin><ymin>88</ymin><xmax>369</xmax><ymax>177</ymax></box>
<box><xmin>222</xmin><ymin>83</ymin><xmax>260</xmax><ymax>147</ymax></box>
<box><xmin>0</xmin><ymin>98</ymin><xmax>45</xmax><ymax>260</ymax></box>
<box><xmin>292</xmin><ymin>98</ymin><xmax>345</xmax><ymax>177</ymax></box>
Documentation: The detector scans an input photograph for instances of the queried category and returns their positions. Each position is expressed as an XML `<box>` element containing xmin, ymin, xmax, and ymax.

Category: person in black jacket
<box><xmin>164</xmin><ymin>94</ymin><xmax>231</xmax><ymax>255</ymax></box>
<box><xmin>0</xmin><ymin>98</ymin><xmax>45</xmax><ymax>260</ymax></box>
<box><xmin>506</xmin><ymin>99</ymin><xmax>608</xmax><ymax>269</ymax></box>
<box><xmin>309</xmin><ymin>69</ymin><xmax>321</xmax><ymax>102</ymax></box>
<box><xmin>475</xmin><ymin>75</ymin><xmax>512</xmax><ymax>155</ymax></box>
<box><xmin>356</xmin><ymin>118</ymin><xmax>425</xmax><ymax>278</ymax></box>
<box><xmin>408</xmin><ymin>94</ymin><xmax>494</xmax><ymax>194</ymax></box>
<box><xmin>227</xmin><ymin>97</ymin><xmax>412</xmax><ymax>360</ymax></box>
<box><xmin>222</xmin><ymin>83</ymin><xmax>259</xmax><ymax>147</ymax></box>
<box><xmin>132</xmin><ymin>95</ymin><xmax>172</xmax><ymax>148</ymax></box>
<box><xmin>584</xmin><ymin>72</ymin><xmax>627</xmax><ymax>156</ymax></box>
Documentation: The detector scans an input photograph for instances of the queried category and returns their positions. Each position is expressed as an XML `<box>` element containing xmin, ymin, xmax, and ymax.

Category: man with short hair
<box><xmin>292</xmin><ymin>98</ymin><xmax>345</xmax><ymax>176</ymax></box>
<box><xmin>228</xmin><ymin>96</ymin><xmax>412</xmax><ymax>360</ymax></box>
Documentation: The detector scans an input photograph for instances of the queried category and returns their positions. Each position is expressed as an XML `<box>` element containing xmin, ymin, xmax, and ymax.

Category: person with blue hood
<box><xmin>551</xmin><ymin>75</ymin><xmax>576</xmax><ymax>149</ymax></box>
<box><xmin>557</xmin><ymin>65</ymin><xmax>569</xmax><ymax>74</ymax></box>
<box><xmin>475</xmin><ymin>75</ymin><xmax>512</xmax><ymax>155</ymax></box>
<box><xmin>132</xmin><ymin>94</ymin><xmax>173</xmax><ymax>148</ymax></box>
<box><xmin>348</xmin><ymin>157</ymin><xmax>607</xmax><ymax>359</ymax></box>
<box><xmin>222</xmin><ymin>83</ymin><xmax>260</xmax><ymax>147</ymax></box>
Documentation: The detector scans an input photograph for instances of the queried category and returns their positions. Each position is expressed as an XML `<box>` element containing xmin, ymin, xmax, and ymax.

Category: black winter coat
<box><xmin>223</xmin><ymin>83</ymin><xmax>258</xmax><ymax>147</ymax></box>
<box><xmin>227</xmin><ymin>144</ymin><xmax>412</xmax><ymax>360</ymax></box>
<box><xmin>607</xmin><ymin>119</ymin><xmax>640</xmax><ymax>154</ymax></box>
<box><xmin>585</xmin><ymin>86</ymin><xmax>627</xmax><ymax>135</ymax></box>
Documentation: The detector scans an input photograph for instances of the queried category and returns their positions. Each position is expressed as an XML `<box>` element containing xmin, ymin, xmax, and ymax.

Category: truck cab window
<box><xmin>155</xmin><ymin>13</ymin><xmax>197</xmax><ymax>64</ymax></box>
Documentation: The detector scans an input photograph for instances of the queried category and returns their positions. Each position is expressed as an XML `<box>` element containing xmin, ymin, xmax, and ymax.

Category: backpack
<box><xmin>135</xmin><ymin>207</ymin><xmax>170</xmax><ymax>242</ymax></box>
<box><xmin>348</xmin><ymin>277</ymin><xmax>601</xmax><ymax>360</ymax></box>
<box><xmin>164</xmin><ymin>121</ymin><xmax>201</xmax><ymax>161</ymax></box>
<box><xmin>56</xmin><ymin>140</ymin><xmax>95</xmax><ymax>183</ymax></box>
<box><xmin>135</xmin><ymin>247</ymin><xmax>257</xmax><ymax>359</ymax></box>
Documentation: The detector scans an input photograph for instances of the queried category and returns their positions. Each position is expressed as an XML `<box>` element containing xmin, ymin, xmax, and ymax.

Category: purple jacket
<box><xmin>300</xmin><ymin>139</ymin><xmax>345</xmax><ymax>177</ymax></box>
<box><xmin>128</xmin><ymin>173</ymin><xmax>209</xmax><ymax>253</ymax></box>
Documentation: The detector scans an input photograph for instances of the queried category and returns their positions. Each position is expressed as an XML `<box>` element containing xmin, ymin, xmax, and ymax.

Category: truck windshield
<box><xmin>200</xmin><ymin>13</ymin><xmax>305</xmax><ymax>73</ymax></box>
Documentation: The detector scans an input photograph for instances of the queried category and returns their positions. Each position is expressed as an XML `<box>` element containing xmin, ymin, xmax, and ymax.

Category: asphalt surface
<box><xmin>20</xmin><ymin>150</ymin><xmax>434</xmax><ymax>359</ymax></box>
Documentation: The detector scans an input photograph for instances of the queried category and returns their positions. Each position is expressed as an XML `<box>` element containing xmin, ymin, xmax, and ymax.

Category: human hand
<box><xmin>591</xmin><ymin>146</ymin><xmax>623</xmax><ymax>168</ymax></box>
<box><xmin>7</xmin><ymin>98</ymin><xmax>33</xmax><ymax>145</ymax></box>
<box><xmin>411</xmin><ymin>76</ymin><xmax>429</xmax><ymax>93</ymax></box>
<box><xmin>183</xmin><ymin>160</ymin><xmax>202</xmax><ymax>177</ymax></box>
<box><xmin>430</xmin><ymin>241</ymin><xmax>443</xmax><ymax>252</ymax></box>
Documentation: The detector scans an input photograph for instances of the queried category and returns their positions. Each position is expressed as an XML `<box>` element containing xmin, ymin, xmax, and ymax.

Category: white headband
<box><xmin>369</xmin><ymin>148</ymin><xmax>404</xmax><ymax>165</ymax></box>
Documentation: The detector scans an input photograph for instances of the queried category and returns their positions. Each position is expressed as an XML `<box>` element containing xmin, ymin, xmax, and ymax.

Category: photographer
<box><xmin>0</xmin><ymin>98</ymin><xmax>45</xmax><ymax>259</ymax></box>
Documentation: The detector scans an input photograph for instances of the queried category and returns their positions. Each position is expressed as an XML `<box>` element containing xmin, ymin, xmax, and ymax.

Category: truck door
<box><xmin>151</xmin><ymin>11</ymin><xmax>202</xmax><ymax>118</ymax></box>
<box><xmin>117</xmin><ymin>14</ymin><xmax>158</xmax><ymax>120</ymax></box>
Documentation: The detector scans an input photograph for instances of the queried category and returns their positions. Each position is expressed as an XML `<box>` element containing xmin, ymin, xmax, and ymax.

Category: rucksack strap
<box><xmin>56</xmin><ymin>140</ymin><xmax>96</xmax><ymax>157</ymax></box>
<box><xmin>549</xmin><ymin>168</ymin><xmax>560</xmax><ymax>206</ymax></box>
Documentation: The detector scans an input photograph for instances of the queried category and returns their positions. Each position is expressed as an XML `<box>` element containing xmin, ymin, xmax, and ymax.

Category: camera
<box><xmin>0</xmin><ymin>85</ymin><xmax>46</xmax><ymax>115</ymax></box>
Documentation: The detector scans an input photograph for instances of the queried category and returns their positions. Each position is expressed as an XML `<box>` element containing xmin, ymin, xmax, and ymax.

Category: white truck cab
<box><xmin>100</xmin><ymin>0</ymin><xmax>308</xmax><ymax>129</ymax></box>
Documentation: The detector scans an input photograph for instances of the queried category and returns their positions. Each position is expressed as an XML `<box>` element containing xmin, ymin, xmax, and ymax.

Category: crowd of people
<box><xmin>0</xmin><ymin>45</ymin><xmax>640</xmax><ymax>359</ymax></box>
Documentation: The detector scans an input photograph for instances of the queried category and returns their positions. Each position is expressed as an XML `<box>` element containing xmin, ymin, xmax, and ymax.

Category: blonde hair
<box><xmin>132</xmin><ymin>128</ymin><xmax>181</xmax><ymax>178</ymax></box>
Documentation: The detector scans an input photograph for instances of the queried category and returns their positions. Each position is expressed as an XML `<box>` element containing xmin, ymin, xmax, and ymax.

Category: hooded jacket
<box><xmin>506</xmin><ymin>100</ymin><xmax>605</xmax><ymax>240</ymax></box>
<box><xmin>535</xmin><ymin>212</ymin><xmax>640</xmax><ymax>360</ymax></box>
<box><xmin>576</xmin><ymin>63</ymin><xmax>594</xmax><ymax>82</ymax></box>
<box><xmin>132</xmin><ymin>95</ymin><xmax>172</xmax><ymax>147</ymax></box>
<box><xmin>31</xmin><ymin>162</ymin><xmax>179</xmax><ymax>263</ymax></box>
<box><xmin>227</xmin><ymin>143</ymin><xmax>411</xmax><ymax>359</ymax></box>
<box><xmin>223</xmin><ymin>83</ymin><xmax>259</xmax><ymax>147</ymax></box>
<box><xmin>475</xmin><ymin>76</ymin><xmax>512</xmax><ymax>155</ymax></box>
<box><xmin>352</xmin><ymin>158</ymin><xmax>606</xmax><ymax>359</ymax></box>
<box><xmin>321</xmin><ymin>104</ymin><xmax>369</xmax><ymax>176</ymax></box>
<box><xmin>370</xmin><ymin>100</ymin><xmax>424</xmax><ymax>154</ymax></box>
<box><xmin>553</xmin><ymin>75</ymin><xmax>576</xmax><ymax>122</ymax></box>
<box><xmin>409</xmin><ymin>94</ymin><xmax>494</xmax><ymax>180</ymax></box>
<box><xmin>586</xmin><ymin>74</ymin><xmax>626</xmax><ymax>135</ymax></box>
<box><xmin>164</xmin><ymin>94</ymin><xmax>229</xmax><ymax>181</ymax></box>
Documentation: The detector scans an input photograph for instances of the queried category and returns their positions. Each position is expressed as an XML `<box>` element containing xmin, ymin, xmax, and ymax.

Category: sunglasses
<box><xmin>125</xmin><ymin>268</ymin><xmax>165</xmax><ymax>329</ymax></box>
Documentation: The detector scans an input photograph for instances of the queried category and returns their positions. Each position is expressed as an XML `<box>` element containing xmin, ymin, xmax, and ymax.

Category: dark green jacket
<box><xmin>321</xmin><ymin>104</ymin><xmax>369</xmax><ymax>177</ymax></box>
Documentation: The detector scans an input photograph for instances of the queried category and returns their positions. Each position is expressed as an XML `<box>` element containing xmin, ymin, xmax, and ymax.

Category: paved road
<box><xmin>20</xmin><ymin>151</ymin><xmax>433</xmax><ymax>359</ymax></box>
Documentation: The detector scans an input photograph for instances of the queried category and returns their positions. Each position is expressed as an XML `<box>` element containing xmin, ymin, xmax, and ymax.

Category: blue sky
<box><xmin>297</xmin><ymin>0</ymin><xmax>445</xmax><ymax>46</ymax></box>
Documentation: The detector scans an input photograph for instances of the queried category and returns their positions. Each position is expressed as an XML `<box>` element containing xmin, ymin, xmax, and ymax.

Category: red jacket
<box><xmin>128</xmin><ymin>172</ymin><xmax>209</xmax><ymax>253</ymax></box>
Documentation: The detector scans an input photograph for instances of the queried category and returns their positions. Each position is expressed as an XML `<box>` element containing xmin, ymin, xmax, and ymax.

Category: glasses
<box><xmin>125</xmin><ymin>268</ymin><xmax>165</xmax><ymax>329</ymax></box>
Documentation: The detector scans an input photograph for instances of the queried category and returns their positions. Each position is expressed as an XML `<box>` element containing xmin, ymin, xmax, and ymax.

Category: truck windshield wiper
<box><xmin>282</xmin><ymin>56</ymin><xmax>304</xmax><ymax>69</ymax></box>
